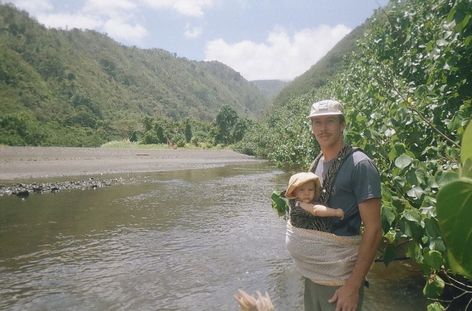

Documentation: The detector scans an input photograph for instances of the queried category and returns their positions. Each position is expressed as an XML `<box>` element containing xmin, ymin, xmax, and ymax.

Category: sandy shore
<box><xmin>0</xmin><ymin>146</ymin><xmax>264</xmax><ymax>181</ymax></box>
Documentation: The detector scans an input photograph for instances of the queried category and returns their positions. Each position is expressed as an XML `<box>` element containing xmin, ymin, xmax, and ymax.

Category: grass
<box><xmin>101</xmin><ymin>140</ymin><xmax>168</xmax><ymax>149</ymax></box>
<box><xmin>100</xmin><ymin>140</ymin><xmax>228</xmax><ymax>150</ymax></box>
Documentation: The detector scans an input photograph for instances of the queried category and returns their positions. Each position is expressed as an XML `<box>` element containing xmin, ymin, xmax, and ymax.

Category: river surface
<box><xmin>0</xmin><ymin>163</ymin><xmax>427</xmax><ymax>310</ymax></box>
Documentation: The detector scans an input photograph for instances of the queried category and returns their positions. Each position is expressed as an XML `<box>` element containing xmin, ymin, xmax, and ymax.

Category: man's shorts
<box><xmin>304</xmin><ymin>278</ymin><xmax>364</xmax><ymax>311</ymax></box>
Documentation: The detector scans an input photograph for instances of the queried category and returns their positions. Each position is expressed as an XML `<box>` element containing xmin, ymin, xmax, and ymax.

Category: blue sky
<box><xmin>2</xmin><ymin>0</ymin><xmax>389</xmax><ymax>80</ymax></box>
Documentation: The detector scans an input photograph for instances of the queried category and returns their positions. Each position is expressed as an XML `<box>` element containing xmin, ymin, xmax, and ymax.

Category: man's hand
<box><xmin>328</xmin><ymin>282</ymin><xmax>360</xmax><ymax>311</ymax></box>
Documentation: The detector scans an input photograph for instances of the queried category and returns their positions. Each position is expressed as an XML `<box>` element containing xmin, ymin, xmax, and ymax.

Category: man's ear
<box><xmin>340</xmin><ymin>120</ymin><xmax>346</xmax><ymax>133</ymax></box>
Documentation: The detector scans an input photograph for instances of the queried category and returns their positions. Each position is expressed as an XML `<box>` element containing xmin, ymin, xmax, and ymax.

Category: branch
<box><xmin>443</xmin><ymin>272</ymin><xmax>472</xmax><ymax>291</ymax></box>
<box><xmin>376</xmin><ymin>67</ymin><xmax>460</xmax><ymax>148</ymax></box>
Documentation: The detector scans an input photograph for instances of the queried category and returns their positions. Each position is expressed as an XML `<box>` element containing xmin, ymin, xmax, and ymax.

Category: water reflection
<box><xmin>0</xmin><ymin>163</ymin><xmax>427</xmax><ymax>310</ymax></box>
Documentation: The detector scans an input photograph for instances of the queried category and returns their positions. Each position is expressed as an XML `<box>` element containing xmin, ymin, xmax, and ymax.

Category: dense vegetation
<box><xmin>237</xmin><ymin>0</ymin><xmax>472</xmax><ymax>309</ymax></box>
<box><xmin>0</xmin><ymin>4</ymin><xmax>269</xmax><ymax>147</ymax></box>
<box><xmin>137</xmin><ymin>105</ymin><xmax>252</xmax><ymax>148</ymax></box>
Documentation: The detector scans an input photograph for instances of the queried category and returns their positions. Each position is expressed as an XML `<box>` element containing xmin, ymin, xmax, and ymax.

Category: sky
<box><xmin>1</xmin><ymin>0</ymin><xmax>389</xmax><ymax>81</ymax></box>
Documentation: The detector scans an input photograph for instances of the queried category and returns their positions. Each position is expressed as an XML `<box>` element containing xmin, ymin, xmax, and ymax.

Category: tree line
<box><xmin>131</xmin><ymin>105</ymin><xmax>252</xmax><ymax>148</ymax></box>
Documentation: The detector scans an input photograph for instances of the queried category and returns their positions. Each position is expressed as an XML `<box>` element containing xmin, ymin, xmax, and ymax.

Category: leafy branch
<box><xmin>373</xmin><ymin>0</ymin><xmax>461</xmax><ymax>149</ymax></box>
<box><xmin>374</xmin><ymin>61</ymin><xmax>460</xmax><ymax>148</ymax></box>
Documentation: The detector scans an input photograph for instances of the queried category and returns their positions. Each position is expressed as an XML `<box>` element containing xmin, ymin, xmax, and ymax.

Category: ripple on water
<box><xmin>0</xmin><ymin>165</ymin><xmax>427</xmax><ymax>310</ymax></box>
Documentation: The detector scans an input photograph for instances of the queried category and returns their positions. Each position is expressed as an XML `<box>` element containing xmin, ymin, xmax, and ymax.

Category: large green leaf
<box><xmin>403</xmin><ymin>207</ymin><xmax>421</xmax><ymax>222</ymax></box>
<box><xmin>407</xmin><ymin>186</ymin><xmax>424</xmax><ymax>199</ymax></box>
<box><xmin>435</xmin><ymin>171</ymin><xmax>459</xmax><ymax>187</ymax></box>
<box><xmin>424</xmin><ymin>218</ymin><xmax>441</xmax><ymax>239</ymax></box>
<box><xmin>461</xmin><ymin>121</ymin><xmax>472</xmax><ymax>178</ymax></box>
<box><xmin>427</xmin><ymin>302</ymin><xmax>445</xmax><ymax>311</ymax></box>
<box><xmin>423</xmin><ymin>250</ymin><xmax>443</xmax><ymax>271</ymax></box>
<box><xmin>381</xmin><ymin>204</ymin><xmax>396</xmax><ymax>228</ymax></box>
<box><xmin>437</xmin><ymin>178</ymin><xmax>472</xmax><ymax>278</ymax></box>
<box><xmin>423</xmin><ymin>274</ymin><xmax>445</xmax><ymax>298</ymax></box>
<box><xmin>271</xmin><ymin>191</ymin><xmax>289</xmax><ymax>217</ymax></box>
<box><xmin>395</xmin><ymin>154</ymin><xmax>413</xmax><ymax>169</ymax></box>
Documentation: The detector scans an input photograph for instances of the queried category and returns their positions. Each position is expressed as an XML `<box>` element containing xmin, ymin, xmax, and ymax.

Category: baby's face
<box><xmin>294</xmin><ymin>182</ymin><xmax>316</xmax><ymax>203</ymax></box>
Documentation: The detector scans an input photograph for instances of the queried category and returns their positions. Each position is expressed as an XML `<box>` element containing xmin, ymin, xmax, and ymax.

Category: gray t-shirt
<box><xmin>314</xmin><ymin>150</ymin><xmax>381</xmax><ymax>236</ymax></box>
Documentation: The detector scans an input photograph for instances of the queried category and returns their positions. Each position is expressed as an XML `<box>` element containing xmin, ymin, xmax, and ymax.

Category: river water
<box><xmin>0</xmin><ymin>163</ymin><xmax>427</xmax><ymax>310</ymax></box>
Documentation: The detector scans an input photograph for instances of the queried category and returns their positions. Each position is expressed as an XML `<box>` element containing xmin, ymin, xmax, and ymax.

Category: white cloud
<box><xmin>84</xmin><ymin>0</ymin><xmax>136</xmax><ymax>11</ymax></box>
<box><xmin>184</xmin><ymin>23</ymin><xmax>202</xmax><ymax>39</ymax></box>
<box><xmin>103</xmin><ymin>19</ymin><xmax>148</xmax><ymax>42</ymax></box>
<box><xmin>82</xmin><ymin>0</ymin><xmax>136</xmax><ymax>18</ymax></box>
<box><xmin>140</xmin><ymin>0</ymin><xmax>215</xmax><ymax>17</ymax></box>
<box><xmin>1</xmin><ymin>0</ymin><xmax>53</xmax><ymax>13</ymax></box>
<box><xmin>37</xmin><ymin>13</ymin><xmax>102</xmax><ymax>30</ymax></box>
<box><xmin>204</xmin><ymin>25</ymin><xmax>352</xmax><ymax>81</ymax></box>
<box><xmin>4</xmin><ymin>0</ymin><xmax>148</xmax><ymax>43</ymax></box>
<box><xmin>80</xmin><ymin>0</ymin><xmax>148</xmax><ymax>43</ymax></box>
<box><xmin>2</xmin><ymin>0</ymin><xmax>215</xmax><ymax>45</ymax></box>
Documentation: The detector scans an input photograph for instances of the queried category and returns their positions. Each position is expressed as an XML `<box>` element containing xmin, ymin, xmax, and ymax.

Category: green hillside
<box><xmin>0</xmin><ymin>4</ymin><xmax>269</xmax><ymax>146</ymax></box>
<box><xmin>251</xmin><ymin>79</ymin><xmax>289</xmax><ymax>99</ymax></box>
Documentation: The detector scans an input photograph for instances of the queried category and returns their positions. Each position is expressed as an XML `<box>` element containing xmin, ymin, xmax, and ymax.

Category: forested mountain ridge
<box><xmin>0</xmin><ymin>4</ymin><xmax>269</xmax><ymax>146</ymax></box>
<box><xmin>251</xmin><ymin>80</ymin><xmax>289</xmax><ymax>99</ymax></box>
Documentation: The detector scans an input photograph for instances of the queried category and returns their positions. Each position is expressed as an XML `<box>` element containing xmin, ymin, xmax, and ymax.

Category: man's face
<box><xmin>310</xmin><ymin>115</ymin><xmax>345</xmax><ymax>149</ymax></box>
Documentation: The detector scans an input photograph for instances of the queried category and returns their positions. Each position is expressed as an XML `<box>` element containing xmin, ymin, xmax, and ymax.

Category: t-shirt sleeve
<box><xmin>352</xmin><ymin>158</ymin><xmax>381</xmax><ymax>204</ymax></box>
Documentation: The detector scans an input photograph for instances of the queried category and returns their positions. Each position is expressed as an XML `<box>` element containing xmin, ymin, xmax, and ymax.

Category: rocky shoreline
<box><xmin>0</xmin><ymin>177</ymin><xmax>120</xmax><ymax>198</ymax></box>
<box><xmin>0</xmin><ymin>146</ymin><xmax>265</xmax><ymax>198</ymax></box>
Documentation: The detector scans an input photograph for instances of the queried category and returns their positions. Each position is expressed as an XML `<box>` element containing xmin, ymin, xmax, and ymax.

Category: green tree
<box><xmin>129</xmin><ymin>130</ymin><xmax>139</xmax><ymax>142</ymax></box>
<box><xmin>143</xmin><ymin>117</ymin><xmax>154</xmax><ymax>132</ymax></box>
<box><xmin>231</xmin><ymin>118</ymin><xmax>249</xmax><ymax>143</ymax></box>
<box><xmin>153</xmin><ymin>122</ymin><xmax>166</xmax><ymax>144</ymax></box>
<box><xmin>215</xmin><ymin>105</ymin><xmax>238</xmax><ymax>144</ymax></box>
<box><xmin>184</xmin><ymin>118</ymin><xmax>192</xmax><ymax>143</ymax></box>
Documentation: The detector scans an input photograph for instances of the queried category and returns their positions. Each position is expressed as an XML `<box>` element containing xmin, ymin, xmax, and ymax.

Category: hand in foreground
<box><xmin>234</xmin><ymin>289</ymin><xmax>274</xmax><ymax>311</ymax></box>
<box><xmin>328</xmin><ymin>283</ymin><xmax>359</xmax><ymax>311</ymax></box>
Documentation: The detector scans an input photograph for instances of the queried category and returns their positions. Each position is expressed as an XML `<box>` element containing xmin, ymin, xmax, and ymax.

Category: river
<box><xmin>0</xmin><ymin>163</ymin><xmax>427</xmax><ymax>310</ymax></box>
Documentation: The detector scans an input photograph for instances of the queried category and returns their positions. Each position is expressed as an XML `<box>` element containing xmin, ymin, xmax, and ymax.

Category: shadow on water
<box><xmin>0</xmin><ymin>163</ymin><xmax>427</xmax><ymax>310</ymax></box>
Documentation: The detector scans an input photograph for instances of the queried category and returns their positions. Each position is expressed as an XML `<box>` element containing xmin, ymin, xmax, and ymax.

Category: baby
<box><xmin>285</xmin><ymin>172</ymin><xmax>344</xmax><ymax>221</ymax></box>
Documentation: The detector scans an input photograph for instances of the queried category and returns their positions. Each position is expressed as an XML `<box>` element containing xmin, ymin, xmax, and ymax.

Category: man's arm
<box><xmin>328</xmin><ymin>198</ymin><xmax>382</xmax><ymax>311</ymax></box>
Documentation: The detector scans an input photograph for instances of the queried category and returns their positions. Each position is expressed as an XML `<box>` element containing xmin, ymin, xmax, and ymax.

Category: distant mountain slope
<box><xmin>273</xmin><ymin>21</ymin><xmax>368</xmax><ymax>107</ymax></box>
<box><xmin>251</xmin><ymin>80</ymin><xmax>289</xmax><ymax>99</ymax></box>
<box><xmin>0</xmin><ymin>4</ymin><xmax>269</xmax><ymax>143</ymax></box>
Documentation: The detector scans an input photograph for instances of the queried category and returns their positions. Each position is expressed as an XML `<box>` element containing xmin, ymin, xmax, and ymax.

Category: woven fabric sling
<box><xmin>285</xmin><ymin>220</ymin><xmax>361</xmax><ymax>286</ymax></box>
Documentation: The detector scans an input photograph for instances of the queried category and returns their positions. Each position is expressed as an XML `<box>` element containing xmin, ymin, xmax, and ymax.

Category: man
<box><xmin>301</xmin><ymin>99</ymin><xmax>382</xmax><ymax>311</ymax></box>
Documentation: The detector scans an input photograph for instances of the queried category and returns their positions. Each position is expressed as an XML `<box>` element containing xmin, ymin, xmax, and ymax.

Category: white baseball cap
<box><xmin>307</xmin><ymin>99</ymin><xmax>344</xmax><ymax>118</ymax></box>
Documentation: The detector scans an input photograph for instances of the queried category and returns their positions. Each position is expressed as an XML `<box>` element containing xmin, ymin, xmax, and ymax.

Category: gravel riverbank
<box><xmin>0</xmin><ymin>146</ymin><xmax>264</xmax><ymax>197</ymax></box>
